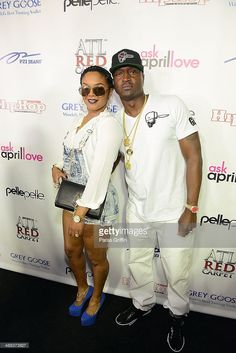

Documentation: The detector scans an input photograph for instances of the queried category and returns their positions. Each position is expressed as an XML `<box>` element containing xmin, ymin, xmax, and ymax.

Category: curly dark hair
<box><xmin>80</xmin><ymin>66</ymin><xmax>113</xmax><ymax>88</ymax></box>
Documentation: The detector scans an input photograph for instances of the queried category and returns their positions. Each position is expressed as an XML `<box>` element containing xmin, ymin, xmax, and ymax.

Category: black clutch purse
<box><xmin>55</xmin><ymin>179</ymin><xmax>105</xmax><ymax>220</ymax></box>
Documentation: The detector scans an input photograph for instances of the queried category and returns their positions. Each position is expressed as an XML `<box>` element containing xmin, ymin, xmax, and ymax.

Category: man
<box><xmin>109</xmin><ymin>49</ymin><xmax>202</xmax><ymax>352</ymax></box>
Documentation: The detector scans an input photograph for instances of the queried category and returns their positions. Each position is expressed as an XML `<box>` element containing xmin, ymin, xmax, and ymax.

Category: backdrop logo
<box><xmin>190</xmin><ymin>290</ymin><xmax>236</xmax><ymax>306</ymax></box>
<box><xmin>139</xmin><ymin>0</ymin><xmax>209</xmax><ymax>5</ymax></box>
<box><xmin>200</xmin><ymin>214</ymin><xmax>236</xmax><ymax>230</ymax></box>
<box><xmin>1</xmin><ymin>142</ymin><xmax>43</xmax><ymax>162</ymax></box>
<box><xmin>64</xmin><ymin>0</ymin><xmax>118</xmax><ymax>12</ymax></box>
<box><xmin>202</xmin><ymin>249</ymin><xmax>235</xmax><ymax>279</ymax></box>
<box><xmin>16</xmin><ymin>216</ymin><xmax>39</xmax><ymax>242</ymax></box>
<box><xmin>0</xmin><ymin>0</ymin><xmax>41</xmax><ymax>15</ymax></box>
<box><xmin>140</xmin><ymin>45</ymin><xmax>200</xmax><ymax>70</ymax></box>
<box><xmin>228</xmin><ymin>1</ymin><xmax>236</xmax><ymax>7</ymax></box>
<box><xmin>61</xmin><ymin>101</ymin><xmax>118</xmax><ymax>117</ymax></box>
<box><xmin>62</xmin><ymin>102</ymin><xmax>85</xmax><ymax>117</ymax></box>
<box><xmin>211</xmin><ymin>109</ymin><xmax>236</xmax><ymax>126</ymax></box>
<box><xmin>207</xmin><ymin>161</ymin><xmax>236</xmax><ymax>183</ymax></box>
<box><xmin>0</xmin><ymin>52</ymin><xmax>42</xmax><ymax>64</ymax></box>
<box><xmin>0</xmin><ymin>99</ymin><xmax>46</xmax><ymax>113</ymax></box>
<box><xmin>75</xmin><ymin>39</ymin><xmax>107</xmax><ymax>73</ymax></box>
<box><xmin>10</xmin><ymin>252</ymin><xmax>50</xmax><ymax>269</ymax></box>
<box><xmin>107</xmin><ymin>104</ymin><xmax>118</xmax><ymax>114</ymax></box>
<box><xmin>6</xmin><ymin>186</ymin><xmax>45</xmax><ymax>200</ymax></box>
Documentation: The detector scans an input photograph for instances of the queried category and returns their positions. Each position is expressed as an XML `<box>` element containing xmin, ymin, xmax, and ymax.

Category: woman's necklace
<box><xmin>123</xmin><ymin>95</ymin><xmax>147</xmax><ymax>170</ymax></box>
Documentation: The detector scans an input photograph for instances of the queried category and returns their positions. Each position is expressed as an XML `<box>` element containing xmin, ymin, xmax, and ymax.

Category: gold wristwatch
<box><xmin>73</xmin><ymin>207</ymin><xmax>84</xmax><ymax>223</ymax></box>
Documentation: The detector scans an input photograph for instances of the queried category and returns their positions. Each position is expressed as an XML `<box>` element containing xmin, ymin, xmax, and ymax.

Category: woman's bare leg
<box><xmin>63</xmin><ymin>210</ymin><xmax>88</xmax><ymax>303</ymax></box>
<box><xmin>83</xmin><ymin>225</ymin><xmax>109</xmax><ymax>315</ymax></box>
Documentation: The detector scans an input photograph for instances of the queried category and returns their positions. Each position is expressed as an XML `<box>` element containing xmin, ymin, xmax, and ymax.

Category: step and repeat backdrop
<box><xmin>0</xmin><ymin>0</ymin><xmax>236</xmax><ymax>319</ymax></box>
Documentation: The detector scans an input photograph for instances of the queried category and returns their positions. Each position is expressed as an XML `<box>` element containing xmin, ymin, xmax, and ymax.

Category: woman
<box><xmin>52</xmin><ymin>66</ymin><xmax>122</xmax><ymax>326</ymax></box>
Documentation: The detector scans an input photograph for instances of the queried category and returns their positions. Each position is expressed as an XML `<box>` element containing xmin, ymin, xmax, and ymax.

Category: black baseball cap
<box><xmin>110</xmin><ymin>49</ymin><xmax>144</xmax><ymax>74</ymax></box>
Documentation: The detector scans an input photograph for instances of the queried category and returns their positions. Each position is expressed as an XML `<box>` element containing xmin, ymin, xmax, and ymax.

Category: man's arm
<box><xmin>178</xmin><ymin>132</ymin><xmax>202</xmax><ymax>236</ymax></box>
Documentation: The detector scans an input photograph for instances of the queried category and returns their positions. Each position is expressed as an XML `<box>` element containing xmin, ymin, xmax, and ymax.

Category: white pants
<box><xmin>126</xmin><ymin>204</ymin><xmax>195</xmax><ymax>316</ymax></box>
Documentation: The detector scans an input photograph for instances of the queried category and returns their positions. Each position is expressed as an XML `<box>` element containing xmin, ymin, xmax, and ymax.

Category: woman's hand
<box><xmin>68</xmin><ymin>220</ymin><xmax>85</xmax><ymax>238</ymax></box>
<box><xmin>68</xmin><ymin>206</ymin><xmax>88</xmax><ymax>237</ymax></box>
<box><xmin>52</xmin><ymin>166</ymin><xmax>67</xmax><ymax>185</ymax></box>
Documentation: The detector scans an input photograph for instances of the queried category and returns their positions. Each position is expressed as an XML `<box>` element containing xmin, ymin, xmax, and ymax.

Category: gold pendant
<box><xmin>126</xmin><ymin>148</ymin><xmax>133</xmax><ymax>156</ymax></box>
<box><xmin>125</xmin><ymin>160</ymin><xmax>131</xmax><ymax>170</ymax></box>
<box><xmin>124</xmin><ymin>137</ymin><xmax>130</xmax><ymax>147</ymax></box>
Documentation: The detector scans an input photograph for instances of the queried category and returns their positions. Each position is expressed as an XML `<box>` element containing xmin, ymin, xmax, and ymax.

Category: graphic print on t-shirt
<box><xmin>145</xmin><ymin>111</ymin><xmax>169</xmax><ymax>128</ymax></box>
<box><xmin>188</xmin><ymin>110</ymin><xmax>196</xmax><ymax>126</ymax></box>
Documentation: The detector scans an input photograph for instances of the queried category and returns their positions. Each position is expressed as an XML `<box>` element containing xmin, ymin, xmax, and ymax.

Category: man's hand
<box><xmin>178</xmin><ymin>208</ymin><xmax>197</xmax><ymax>237</ymax></box>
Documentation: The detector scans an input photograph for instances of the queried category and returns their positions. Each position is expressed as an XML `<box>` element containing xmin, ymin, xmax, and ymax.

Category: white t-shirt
<box><xmin>121</xmin><ymin>94</ymin><xmax>198</xmax><ymax>221</ymax></box>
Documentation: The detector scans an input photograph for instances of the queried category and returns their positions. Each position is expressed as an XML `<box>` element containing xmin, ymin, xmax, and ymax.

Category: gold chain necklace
<box><xmin>123</xmin><ymin>95</ymin><xmax>147</xmax><ymax>170</ymax></box>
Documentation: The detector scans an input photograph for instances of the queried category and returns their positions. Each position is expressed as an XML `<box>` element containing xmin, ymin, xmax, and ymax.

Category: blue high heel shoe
<box><xmin>69</xmin><ymin>286</ymin><xmax>93</xmax><ymax>317</ymax></box>
<box><xmin>81</xmin><ymin>293</ymin><xmax>106</xmax><ymax>326</ymax></box>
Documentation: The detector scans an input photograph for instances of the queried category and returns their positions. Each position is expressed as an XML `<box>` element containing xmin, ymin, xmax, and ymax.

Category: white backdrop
<box><xmin>0</xmin><ymin>0</ymin><xmax>236</xmax><ymax>319</ymax></box>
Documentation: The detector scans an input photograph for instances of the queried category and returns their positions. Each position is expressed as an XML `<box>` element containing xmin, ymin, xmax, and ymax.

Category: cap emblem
<box><xmin>118</xmin><ymin>51</ymin><xmax>134</xmax><ymax>63</ymax></box>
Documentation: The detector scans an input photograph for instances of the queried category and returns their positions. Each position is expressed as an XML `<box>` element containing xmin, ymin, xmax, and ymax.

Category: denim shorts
<box><xmin>63</xmin><ymin>145</ymin><xmax>119</xmax><ymax>225</ymax></box>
